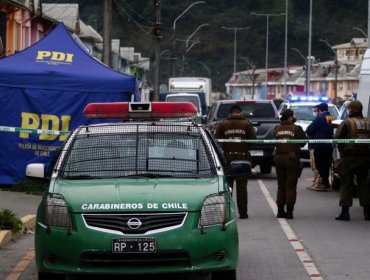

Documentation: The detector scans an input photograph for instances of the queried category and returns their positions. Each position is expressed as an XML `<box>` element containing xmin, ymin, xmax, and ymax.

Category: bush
<box><xmin>11</xmin><ymin>178</ymin><xmax>47</xmax><ymax>195</ymax></box>
<box><xmin>0</xmin><ymin>209</ymin><xmax>23</xmax><ymax>233</ymax></box>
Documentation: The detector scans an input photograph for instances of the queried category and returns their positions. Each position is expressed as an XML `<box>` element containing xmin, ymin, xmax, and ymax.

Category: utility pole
<box><xmin>307</xmin><ymin>0</ymin><xmax>313</xmax><ymax>95</ymax></box>
<box><xmin>251</xmin><ymin>12</ymin><xmax>285</xmax><ymax>97</ymax></box>
<box><xmin>103</xmin><ymin>0</ymin><xmax>112</xmax><ymax>67</ymax></box>
<box><xmin>284</xmin><ymin>0</ymin><xmax>289</xmax><ymax>97</ymax></box>
<box><xmin>153</xmin><ymin>0</ymin><xmax>162</xmax><ymax>101</ymax></box>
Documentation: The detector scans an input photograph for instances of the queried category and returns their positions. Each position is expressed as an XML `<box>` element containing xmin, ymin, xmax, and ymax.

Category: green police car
<box><xmin>26</xmin><ymin>102</ymin><xmax>251</xmax><ymax>280</ymax></box>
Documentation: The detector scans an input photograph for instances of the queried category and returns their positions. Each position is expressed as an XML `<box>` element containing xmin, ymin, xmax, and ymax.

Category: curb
<box><xmin>0</xmin><ymin>214</ymin><xmax>36</xmax><ymax>248</ymax></box>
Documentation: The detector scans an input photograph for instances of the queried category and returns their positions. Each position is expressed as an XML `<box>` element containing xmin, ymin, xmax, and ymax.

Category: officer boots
<box><xmin>364</xmin><ymin>206</ymin><xmax>370</xmax><ymax>221</ymax></box>
<box><xmin>335</xmin><ymin>206</ymin><xmax>350</xmax><ymax>221</ymax></box>
<box><xmin>286</xmin><ymin>204</ymin><xmax>294</xmax><ymax>219</ymax></box>
<box><xmin>277</xmin><ymin>205</ymin><xmax>286</xmax><ymax>218</ymax></box>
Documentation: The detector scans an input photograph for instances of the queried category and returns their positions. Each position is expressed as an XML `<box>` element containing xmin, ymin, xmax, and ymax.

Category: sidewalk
<box><xmin>0</xmin><ymin>189</ymin><xmax>42</xmax><ymax>247</ymax></box>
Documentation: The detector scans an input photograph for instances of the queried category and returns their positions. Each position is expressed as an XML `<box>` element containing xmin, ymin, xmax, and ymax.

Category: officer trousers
<box><xmin>339</xmin><ymin>156</ymin><xmax>370</xmax><ymax>207</ymax></box>
<box><xmin>275</xmin><ymin>153</ymin><xmax>300</xmax><ymax>206</ymax></box>
<box><xmin>314</xmin><ymin>146</ymin><xmax>333</xmax><ymax>186</ymax></box>
<box><xmin>227</xmin><ymin>177</ymin><xmax>248</xmax><ymax>215</ymax></box>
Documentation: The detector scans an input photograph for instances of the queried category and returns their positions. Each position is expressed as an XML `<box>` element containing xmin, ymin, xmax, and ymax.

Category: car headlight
<box><xmin>199</xmin><ymin>193</ymin><xmax>230</xmax><ymax>232</ymax></box>
<box><xmin>46</xmin><ymin>193</ymin><xmax>72</xmax><ymax>230</ymax></box>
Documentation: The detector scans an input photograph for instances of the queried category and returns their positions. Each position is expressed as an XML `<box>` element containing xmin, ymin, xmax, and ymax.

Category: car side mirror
<box><xmin>228</xmin><ymin>160</ymin><xmax>252</xmax><ymax>177</ymax></box>
<box><xmin>26</xmin><ymin>163</ymin><xmax>46</xmax><ymax>178</ymax></box>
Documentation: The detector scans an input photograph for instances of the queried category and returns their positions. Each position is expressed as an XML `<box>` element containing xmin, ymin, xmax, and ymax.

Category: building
<box><xmin>226</xmin><ymin>38</ymin><xmax>365</xmax><ymax>103</ymax></box>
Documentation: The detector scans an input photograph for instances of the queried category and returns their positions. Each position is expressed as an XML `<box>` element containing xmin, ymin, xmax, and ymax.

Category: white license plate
<box><xmin>250</xmin><ymin>150</ymin><xmax>263</xmax><ymax>156</ymax></box>
<box><xmin>112</xmin><ymin>237</ymin><xmax>156</xmax><ymax>253</ymax></box>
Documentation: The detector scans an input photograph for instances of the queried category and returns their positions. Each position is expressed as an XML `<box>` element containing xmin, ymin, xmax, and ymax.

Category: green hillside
<box><xmin>43</xmin><ymin>0</ymin><xmax>368</xmax><ymax>91</ymax></box>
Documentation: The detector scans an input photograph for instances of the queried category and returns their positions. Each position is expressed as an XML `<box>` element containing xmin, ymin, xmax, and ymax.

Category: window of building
<box><xmin>23</xmin><ymin>26</ymin><xmax>30</xmax><ymax>48</ymax></box>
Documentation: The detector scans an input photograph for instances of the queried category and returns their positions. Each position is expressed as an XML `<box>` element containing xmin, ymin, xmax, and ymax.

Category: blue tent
<box><xmin>0</xmin><ymin>23</ymin><xmax>139</xmax><ymax>185</ymax></box>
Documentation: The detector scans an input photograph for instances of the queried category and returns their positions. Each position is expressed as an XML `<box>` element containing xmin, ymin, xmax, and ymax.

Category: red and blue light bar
<box><xmin>83</xmin><ymin>102</ymin><xmax>198</xmax><ymax>119</ymax></box>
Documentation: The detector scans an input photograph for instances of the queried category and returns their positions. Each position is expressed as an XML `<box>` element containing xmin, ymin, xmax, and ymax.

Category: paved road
<box><xmin>1</xmin><ymin>168</ymin><xmax>370</xmax><ymax>280</ymax></box>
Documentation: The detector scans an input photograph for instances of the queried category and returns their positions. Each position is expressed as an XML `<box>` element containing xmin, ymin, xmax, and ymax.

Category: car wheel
<box><xmin>38</xmin><ymin>272</ymin><xmax>65</xmax><ymax>280</ymax></box>
<box><xmin>211</xmin><ymin>269</ymin><xmax>237</xmax><ymax>280</ymax></box>
<box><xmin>259</xmin><ymin>163</ymin><xmax>272</xmax><ymax>174</ymax></box>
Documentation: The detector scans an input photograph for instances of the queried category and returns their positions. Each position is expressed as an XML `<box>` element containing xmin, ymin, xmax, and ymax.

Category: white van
<box><xmin>356</xmin><ymin>49</ymin><xmax>370</xmax><ymax>118</ymax></box>
<box><xmin>165</xmin><ymin>93</ymin><xmax>202</xmax><ymax>117</ymax></box>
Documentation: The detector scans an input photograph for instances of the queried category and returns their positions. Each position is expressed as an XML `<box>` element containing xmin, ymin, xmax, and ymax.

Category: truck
<box><xmin>159</xmin><ymin>92</ymin><xmax>207</xmax><ymax>117</ymax></box>
<box><xmin>204</xmin><ymin>100</ymin><xmax>280</xmax><ymax>174</ymax></box>
<box><xmin>168</xmin><ymin>77</ymin><xmax>212</xmax><ymax>107</ymax></box>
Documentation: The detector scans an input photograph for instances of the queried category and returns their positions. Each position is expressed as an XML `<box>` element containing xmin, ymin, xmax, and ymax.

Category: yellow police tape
<box><xmin>1</xmin><ymin>125</ymin><xmax>369</xmax><ymax>143</ymax></box>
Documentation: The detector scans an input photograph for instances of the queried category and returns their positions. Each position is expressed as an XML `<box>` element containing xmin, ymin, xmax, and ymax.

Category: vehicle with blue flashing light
<box><xmin>278</xmin><ymin>96</ymin><xmax>339</xmax><ymax>159</ymax></box>
<box><xmin>25</xmin><ymin>101</ymin><xmax>251</xmax><ymax>280</ymax></box>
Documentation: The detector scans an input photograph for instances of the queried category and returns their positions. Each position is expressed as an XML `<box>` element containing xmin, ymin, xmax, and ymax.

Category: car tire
<box><xmin>211</xmin><ymin>269</ymin><xmax>237</xmax><ymax>280</ymax></box>
<box><xmin>38</xmin><ymin>272</ymin><xmax>64</xmax><ymax>280</ymax></box>
<box><xmin>259</xmin><ymin>163</ymin><xmax>272</xmax><ymax>174</ymax></box>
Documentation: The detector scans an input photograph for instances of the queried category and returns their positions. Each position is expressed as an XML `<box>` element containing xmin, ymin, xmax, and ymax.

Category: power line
<box><xmin>121</xmin><ymin>0</ymin><xmax>154</xmax><ymax>24</ymax></box>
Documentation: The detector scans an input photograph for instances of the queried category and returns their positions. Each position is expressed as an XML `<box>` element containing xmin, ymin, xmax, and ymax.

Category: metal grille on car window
<box><xmin>59</xmin><ymin>123</ymin><xmax>214</xmax><ymax>179</ymax></box>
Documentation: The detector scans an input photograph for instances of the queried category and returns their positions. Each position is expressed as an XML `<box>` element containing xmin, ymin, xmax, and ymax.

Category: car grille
<box><xmin>80</xmin><ymin>250</ymin><xmax>191</xmax><ymax>267</ymax></box>
<box><xmin>82</xmin><ymin>212</ymin><xmax>187</xmax><ymax>234</ymax></box>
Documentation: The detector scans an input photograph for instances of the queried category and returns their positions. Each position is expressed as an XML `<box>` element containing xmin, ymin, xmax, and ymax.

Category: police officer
<box><xmin>215</xmin><ymin>105</ymin><xmax>256</xmax><ymax>219</ymax></box>
<box><xmin>274</xmin><ymin>109</ymin><xmax>307</xmax><ymax>219</ymax></box>
<box><xmin>306</xmin><ymin>102</ymin><xmax>334</xmax><ymax>191</ymax></box>
<box><xmin>334</xmin><ymin>100</ymin><xmax>370</xmax><ymax>221</ymax></box>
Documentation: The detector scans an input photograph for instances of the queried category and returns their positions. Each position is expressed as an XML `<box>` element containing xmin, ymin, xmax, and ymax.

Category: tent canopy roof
<box><xmin>0</xmin><ymin>23</ymin><xmax>137</xmax><ymax>93</ymax></box>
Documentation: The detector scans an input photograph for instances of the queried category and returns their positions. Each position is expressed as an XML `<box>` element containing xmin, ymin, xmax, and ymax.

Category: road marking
<box><xmin>257</xmin><ymin>179</ymin><xmax>323</xmax><ymax>280</ymax></box>
<box><xmin>5</xmin><ymin>248</ymin><xmax>35</xmax><ymax>280</ymax></box>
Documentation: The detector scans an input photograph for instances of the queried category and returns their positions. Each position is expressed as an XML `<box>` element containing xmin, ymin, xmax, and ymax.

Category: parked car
<box><xmin>278</xmin><ymin>97</ymin><xmax>339</xmax><ymax>159</ymax></box>
<box><xmin>204</xmin><ymin>100</ymin><xmax>280</xmax><ymax>174</ymax></box>
<box><xmin>26</xmin><ymin>102</ymin><xmax>251</xmax><ymax>280</ymax></box>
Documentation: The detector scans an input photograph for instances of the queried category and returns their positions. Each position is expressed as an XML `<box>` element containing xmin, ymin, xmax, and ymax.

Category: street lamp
<box><xmin>221</xmin><ymin>26</ymin><xmax>250</xmax><ymax>74</ymax></box>
<box><xmin>319</xmin><ymin>39</ymin><xmax>338</xmax><ymax>101</ymax></box>
<box><xmin>291</xmin><ymin>47</ymin><xmax>309</xmax><ymax>93</ymax></box>
<box><xmin>353</xmin><ymin>27</ymin><xmax>368</xmax><ymax>38</ymax></box>
<box><xmin>241</xmin><ymin>57</ymin><xmax>256</xmax><ymax>100</ymax></box>
<box><xmin>181</xmin><ymin>41</ymin><xmax>201</xmax><ymax>76</ymax></box>
<box><xmin>171</xmin><ymin>1</ymin><xmax>206</xmax><ymax>76</ymax></box>
<box><xmin>251</xmin><ymin>12</ymin><xmax>285</xmax><ymax>97</ymax></box>
<box><xmin>186</xmin><ymin>23</ymin><xmax>209</xmax><ymax>49</ymax></box>
<box><xmin>197</xmin><ymin>61</ymin><xmax>211</xmax><ymax>77</ymax></box>
<box><xmin>283</xmin><ymin>0</ymin><xmax>289</xmax><ymax>97</ymax></box>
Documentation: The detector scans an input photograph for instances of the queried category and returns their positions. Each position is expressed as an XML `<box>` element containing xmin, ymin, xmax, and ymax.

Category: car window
<box><xmin>216</xmin><ymin>103</ymin><xmax>276</xmax><ymax>120</ymax></box>
<box><xmin>59</xmin><ymin>125</ymin><xmax>215</xmax><ymax>179</ymax></box>
<box><xmin>290</xmin><ymin>105</ymin><xmax>338</xmax><ymax>121</ymax></box>
<box><xmin>166</xmin><ymin>96</ymin><xmax>200</xmax><ymax>111</ymax></box>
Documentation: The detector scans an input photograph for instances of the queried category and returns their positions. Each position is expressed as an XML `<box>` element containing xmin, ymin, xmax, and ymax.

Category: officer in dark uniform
<box><xmin>215</xmin><ymin>105</ymin><xmax>256</xmax><ymax>219</ymax></box>
<box><xmin>306</xmin><ymin>102</ymin><xmax>334</xmax><ymax>191</ymax></box>
<box><xmin>334</xmin><ymin>100</ymin><xmax>370</xmax><ymax>221</ymax></box>
<box><xmin>274</xmin><ymin>109</ymin><xmax>307</xmax><ymax>219</ymax></box>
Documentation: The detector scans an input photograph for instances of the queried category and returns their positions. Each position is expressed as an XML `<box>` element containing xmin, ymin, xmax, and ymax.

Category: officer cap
<box><xmin>348</xmin><ymin>100</ymin><xmax>362</xmax><ymax>112</ymax></box>
<box><xmin>280</xmin><ymin>109</ymin><xmax>294</xmax><ymax>121</ymax></box>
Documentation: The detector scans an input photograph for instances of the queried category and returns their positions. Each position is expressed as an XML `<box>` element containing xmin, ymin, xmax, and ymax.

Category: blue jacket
<box><xmin>306</xmin><ymin>111</ymin><xmax>334</xmax><ymax>149</ymax></box>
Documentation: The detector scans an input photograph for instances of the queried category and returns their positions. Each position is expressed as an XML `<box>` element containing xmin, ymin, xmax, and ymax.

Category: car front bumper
<box><xmin>35</xmin><ymin>212</ymin><xmax>239</xmax><ymax>275</ymax></box>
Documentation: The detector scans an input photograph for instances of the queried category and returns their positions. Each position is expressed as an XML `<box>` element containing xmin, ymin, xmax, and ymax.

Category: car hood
<box><xmin>295</xmin><ymin>120</ymin><xmax>312</xmax><ymax>131</ymax></box>
<box><xmin>51</xmin><ymin>178</ymin><xmax>222</xmax><ymax>213</ymax></box>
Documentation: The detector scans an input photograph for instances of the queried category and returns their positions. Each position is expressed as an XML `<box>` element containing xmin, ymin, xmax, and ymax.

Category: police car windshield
<box><xmin>290</xmin><ymin>105</ymin><xmax>338</xmax><ymax>121</ymax></box>
<box><xmin>216</xmin><ymin>103</ymin><xmax>276</xmax><ymax>119</ymax></box>
<box><xmin>59</xmin><ymin>124</ymin><xmax>215</xmax><ymax>179</ymax></box>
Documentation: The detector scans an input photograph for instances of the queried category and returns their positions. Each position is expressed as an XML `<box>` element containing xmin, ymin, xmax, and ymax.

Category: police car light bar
<box><xmin>288</xmin><ymin>96</ymin><xmax>329</xmax><ymax>103</ymax></box>
<box><xmin>83</xmin><ymin>102</ymin><xmax>198</xmax><ymax>119</ymax></box>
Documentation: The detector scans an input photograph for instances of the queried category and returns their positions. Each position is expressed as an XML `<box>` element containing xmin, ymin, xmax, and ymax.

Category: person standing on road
<box><xmin>215</xmin><ymin>105</ymin><xmax>256</xmax><ymax>219</ymax></box>
<box><xmin>306</xmin><ymin>102</ymin><xmax>334</xmax><ymax>191</ymax></box>
<box><xmin>334</xmin><ymin>100</ymin><xmax>370</xmax><ymax>221</ymax></box>
<box><xmin>307</xmin><ymin>106</ymin><xmax>323</xmax><ymax>190</ymax></box>
<box><xmin>274</xmin><ymin>109</ymin><xmax>307</xmax><ymax>219</ymax></box>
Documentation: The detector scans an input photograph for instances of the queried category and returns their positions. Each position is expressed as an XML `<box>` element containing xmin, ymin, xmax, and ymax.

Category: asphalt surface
<box><xmin>0</xmin><ymin>190</ymin><xmax>41</xmax><ymax>218</ymax></box>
